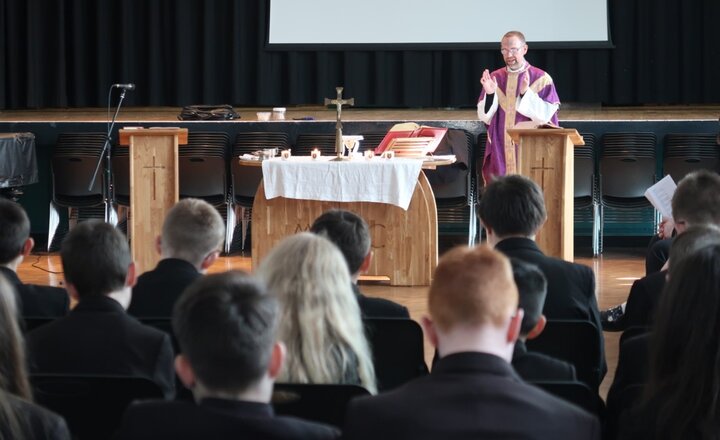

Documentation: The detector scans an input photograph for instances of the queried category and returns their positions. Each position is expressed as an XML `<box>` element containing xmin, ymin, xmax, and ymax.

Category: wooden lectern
<box><xmin>507</xmin><ymin>128</ymin><xmax>584</xmax><ymax>261</ymax></box>
<box><xmin>119</xmin><ymin>128</ymin><xmax>188</xmax><ymax>274</ymax></box>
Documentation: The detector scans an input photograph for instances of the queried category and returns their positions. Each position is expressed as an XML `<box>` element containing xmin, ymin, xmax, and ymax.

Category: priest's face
<box><xmin>500</xmin><ymin>35</ymin><xmax>528</xmax><ymax>70</ymax></box>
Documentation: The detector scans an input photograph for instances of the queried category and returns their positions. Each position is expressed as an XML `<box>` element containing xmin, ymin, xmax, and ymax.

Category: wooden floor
<box><xmin>17</xmin><ymin>245</ymin><xmax>644</xmax><ymax>400</ymax></box>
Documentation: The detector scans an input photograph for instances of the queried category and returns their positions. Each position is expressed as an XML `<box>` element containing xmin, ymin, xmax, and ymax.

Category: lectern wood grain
<box><xmin>508</xmin><ymin>128</ymin><xmax>584</xmax><ymax>261</ymax></box>
<box><xmin>251</xmin><ymin>172</ymin><xmax>438</xmax><ymax>286</ymax></box>
<box><xmin>119</xmin><ymin>128</ymin><xmax>187</xmax><ymax>274</ymax></box>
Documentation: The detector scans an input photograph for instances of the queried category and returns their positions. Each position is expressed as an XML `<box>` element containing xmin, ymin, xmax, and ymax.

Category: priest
<box><xmin>477</xmin><ymin>31</ymin><xmax>560</xmax><ymax>184</ymax></box>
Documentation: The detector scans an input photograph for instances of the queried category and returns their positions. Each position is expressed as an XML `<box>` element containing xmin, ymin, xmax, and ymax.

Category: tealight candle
<box><xmin>311</xmin><ymin>148</ymin><xmax>321</xmax><ymax>159</ymax></box>
<box><xmin>382</xmin><ymin>150</ymin><xmax>395</xmax><ymax>160</ymax></box>
<box><xmin>281</xmin><ymin>149</ymin><xmax>291</xmax><ymax>160</ymax></box>
<box><xmin>364</xmin><ymin>150</ymin><xmax>375</xmax><ymax>159</ymax></box>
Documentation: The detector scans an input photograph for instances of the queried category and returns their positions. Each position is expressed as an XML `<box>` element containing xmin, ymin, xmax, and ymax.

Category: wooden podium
<box><xmin>119</xmin><ymin>128</ymin><xmax>188</xmax><ymax>274</ymax></box>
<box><xmin>507</xmin><ymin>128</ymin><xmax>584</xmax><ymax>261</ymax></box>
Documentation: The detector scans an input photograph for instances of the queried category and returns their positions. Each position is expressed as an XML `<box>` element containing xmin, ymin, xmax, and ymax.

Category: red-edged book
<box><xmin>374</xmin><ymin>123</ymin><xmax>448</xmax><ymax>156</ymax></box>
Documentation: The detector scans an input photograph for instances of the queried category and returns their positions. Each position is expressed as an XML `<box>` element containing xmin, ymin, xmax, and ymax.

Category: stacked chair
<box><xmin>663</xmin><ymin>133</ymin><xmax>719</xmax><ymax>182</ymax></box>
<box><xmin>178</xmin><ymin>132</ymin><xmax>234</xmax><ymax>253</ymax></box>
<box><xmin>294</xmin><ymin>133</ymin><xmax>338</xmax><ymax>156</ymax></box>
<box><xmin>231</xmin><ymin>132</ymin><xmax>291</xmax><ymax>251</ymax></box>
<box><xmin>48</xmin><ymin>133</ymin><xmax>110</xmax><ymax>251</ymax></box>
<box><xmin>357</xmin><ymin>132</ymin><xmax>386</xmax><ymax>152</ymax></box>
<box><xmin>599</xmin><ymin>132</ymin><xmax>658</xmax><ymax>248</ymax></box>
<box><xmin>574</xmin><ymin>133</ymin><xmax>600</xmax><ymax>255</ymax></box>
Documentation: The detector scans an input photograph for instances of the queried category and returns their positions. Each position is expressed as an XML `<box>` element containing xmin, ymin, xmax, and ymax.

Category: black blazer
<box><xmin>0</xmin><ymin>267</ymin><xmax>69</xmax><ymax>318</ymax></box>
<box><xmin>512</xmin><ymin>340</ymin><xmax>577</xmax><ymax>382</ymax></box>
<box><xmin>343</xmin><ymin>352</ymin><xmax>600</xmax><ymax>440</ymax></box>
<box><xmin>115</xmin><ymin>398</ymin><xmax>340</xmax><ymax>440</ymax></box>
<box><xmin>495</xmin><ymin>238</ymin><xmax>606</xmax><ymax>377</ymax></box>
<box><xmin>26</xmin><ymin>295</ymin><xmax>175</xmax><ymax>398</ymax></box>
<box><xmin>352</xmin><ymin>284</ymin><xmax>409</xmax><ymax>318</ymax></box>
<box><xmin>128</xmin><ymin>259</ymin><xmax>202</xmax><ymax>318</ymax></box>
<box><xmin>621</xmin><ymin>270</ymin><xmax>666</xmax><ymax>329</ymax></box>
<box><xmin>3</xmin><ymin>391</ymin><xmax>71</xmax><ymax>440</ymax></box>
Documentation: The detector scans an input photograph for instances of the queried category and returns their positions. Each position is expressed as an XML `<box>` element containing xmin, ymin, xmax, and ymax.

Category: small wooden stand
<box><xmin>119</xmin><ymin>128</ymin><xmax>188</xmax><ymax>273</ymax></box>
<box><xmin>507</xmin><ymin>128</ymin><xmax>584</xmax><ymax>261</ymax></box>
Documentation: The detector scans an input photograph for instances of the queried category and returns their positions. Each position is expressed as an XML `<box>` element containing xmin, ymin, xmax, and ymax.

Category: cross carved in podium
<box><xmin>530</xmin><ymin>157</ymin><xmax>554</xmax><ymax>188</ymax></box>
<box><xmin>142</xmin><ymin>155</ymin><xmax>166</xmax><ymax>201</ymax></box>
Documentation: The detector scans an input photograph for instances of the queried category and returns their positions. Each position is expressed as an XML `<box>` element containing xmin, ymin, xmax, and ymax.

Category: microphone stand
<box><xmin>89</xmin><ymin>86</ymin><xmax>127</xmax><ymax>224</ymax></box>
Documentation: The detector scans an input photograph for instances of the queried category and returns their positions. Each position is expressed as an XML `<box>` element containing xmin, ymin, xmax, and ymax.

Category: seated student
<box><xmin>116</xmin><ymin>271</ymin><xmax>340</xmax><ymax>440</ymax></box>
<box><xmin>618</xmin><ymin>244</ymin><xmax>720</xmax><ymax>439</ymax></box>
<box><xmin>0</xmin><ymin>198</ymin><xmax>69</xmax><ymax>318</ymax></box>
<box><xmin>509</xmin><ymin>258</ymin><xmax>576</xmax><ymax>382</ymax></box>
<box><xmin>0</xmin><ymin>273</ymin><xmax>71</xmax><ymax>440</ymax></box>
<box><xmin>478</xmin><ymin>174</ymin><xmax>605</xmax><ymax>381</ymax></box>
<box><xmin>310</xmin><ymin>209</ymin><xmax>409</xmax><ymax>318</ymax></box>
<box><xmin>128</xmin><ymin>198</ymin><xmax>225</xmax><ymax>317</ymax></box>
<box><xmin>26</xmin><ymin>221</ymin><xmax>175</xmax><ymax>398</ymax></box>
<box><xmin>343</xmin><ymin>246</ymin><xmax>600</xmax><ymax>440</ymax></box>
<box><xmin>603</xmin><ymin>170</ymin><xmax>720</xmax><ymax>328</ymax></box>
<box><xmin>256</xmin><ymin>233</ymin><xmax>377</xmax><ymax>394</ymax></box>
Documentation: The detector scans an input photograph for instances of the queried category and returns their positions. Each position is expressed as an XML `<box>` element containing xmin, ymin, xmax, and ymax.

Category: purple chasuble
<box><xmin>478</xmin><ymin>63</ymin><xmax>560</xmax><ymax>184</ymax></box>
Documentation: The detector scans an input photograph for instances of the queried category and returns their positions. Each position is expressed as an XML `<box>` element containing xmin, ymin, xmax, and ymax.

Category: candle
<box><xmin>281</xmin><ymin>149</ymin><xmax>291</xmax><ymax>159</ymax></box>
<box><xmin>311</xmin><ymin>148</ymin><xmax>321</xmax><ymax>159</ymax></box>
<box><xmin>364</xmin><ymin>150</ymin><xmax>375</xmax><ymax>159</ymax></box>
<box><xmin>382</xmin><ymin>150</ymin><xmax>395</xmax><ymax>160</ymax></box>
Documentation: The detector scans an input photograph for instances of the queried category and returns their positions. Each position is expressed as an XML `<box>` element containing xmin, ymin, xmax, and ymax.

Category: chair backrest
<box><xmin>294</xmin><ymin>133</ymin><xmax>337</xmax><ymax>155</ymax></box>
<box><xmin>662</xmin><ymin>133</ymin><xmax>719</xmax><ymax>181</ymax></box>
<box><xmin>272</xmin><ymin>383</ymin><xmax>370</xmax><ymax>428</ymax></box>
<box><xmin>21</xmin><ymin>317</ymin><xmax>56</xmax><ymax>333</ymax></box>
<box><xmin>600</xmin><ymin>132</ymin><xmax>657</xmax><ymax>199</ymax></box>
<box><xmin>424</xmin><ymin>129</ymin><xmax>472</xmax><ymax>200</ymax></box>
<box><xmin>31</xmin><ymin>373</ymin><xmax>164</xmax><ymax>440</ymax></box>
<box><xmin>525</xmin><ymin>319</ymin><xmax>603</xmax><ymax>391</ymax></box>
<box><xmin>363</xmin><ymin>318</ymin><xmax>429</xmax><ymax>391</ymax></box>
<box><xmin>530</xmin><ymin>380</ymin><xmax>605</xmax><ymax>417</ymax></box>
<box><xmin>231</xmin><ymin>132</ymin><xmax>291</xmax><ymax>205</ymax></box>
<box><xmin>574</xmin><ymin>133</ymin><xmax>596</xmax><ymax>199</ymax></box>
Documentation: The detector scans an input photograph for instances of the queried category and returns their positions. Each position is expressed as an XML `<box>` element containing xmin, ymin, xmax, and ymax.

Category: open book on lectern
<box><xmin>374</xmin><ymin>122</ymin><xmax>448</xmax><ymax>157</ymax></box>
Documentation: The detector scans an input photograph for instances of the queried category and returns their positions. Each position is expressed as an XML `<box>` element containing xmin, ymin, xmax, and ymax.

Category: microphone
<box><xmin>112</xmin><ymin>83</ymin><xmax>136</xmax><ymax>90</ymax></box>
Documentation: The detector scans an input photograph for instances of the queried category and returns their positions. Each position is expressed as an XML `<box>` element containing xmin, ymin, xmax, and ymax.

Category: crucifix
<box><xmin>530</xmin><ymin>157</ymin><xmax>555</xmax><ymax>188</ymax></box>
<box><xmin>142</xmin><ymin>154</ymin><xmax>166</xmax><ymax>201</ymax></box>
<box><xmin>324</xmin><ymin>86</ymin><xmax>354</xmax><ymax>160</ymax></box>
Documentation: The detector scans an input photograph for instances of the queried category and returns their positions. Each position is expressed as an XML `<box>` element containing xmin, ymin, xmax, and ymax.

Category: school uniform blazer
<box><xmin>0</xmin><ymin>266</ymin><xmax>69</xmax><ymax>318</ymax></box>
<box><xmin>128</xmin><ymin>258</ymin><xmax>202</xmax><ymax>318</ymax></box>
<box><xmin>351</xmin><ymin>284</ymin><xmax>410</xmax><ymax>319</ymax></box>
<box><xmin>26</xmin><ymin>295</ymin><xmax>175</xmax><ymax>398</ymax></box>
<box><xmin>512</xmin><ymin>340</ymin><xmax>577</xmax><ymax>382</ymax></box>
<box><xmin>343</xmin><ymin>352</ymin><xmax>600</xmax><ymax>440</ymax></box>
<box><xmin>115</xmin><ymin>398</ymin><xmax>341</xmax><ymax>440</ymax></box>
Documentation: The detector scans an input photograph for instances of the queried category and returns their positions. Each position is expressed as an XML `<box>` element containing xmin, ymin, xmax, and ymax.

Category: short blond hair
<box><xmin>161</xmin><ymin>198</ymin><xmax>225</xmax><ymax>266</ymax></box>
<box><xmin>429</xmin><ymin>245</ymin><xmax>518</xmax><ymax>331</ymax></box>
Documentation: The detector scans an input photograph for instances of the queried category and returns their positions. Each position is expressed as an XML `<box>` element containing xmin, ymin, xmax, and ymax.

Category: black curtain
<box><xmin>1</xmin><ymin>0</ymin><xmax>719</xmax><ymax>109</ymax></box>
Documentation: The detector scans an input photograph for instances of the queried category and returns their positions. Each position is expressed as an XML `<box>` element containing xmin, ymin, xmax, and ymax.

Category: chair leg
<box><xmin>48</xmin><ymin>202</ymin><xmax>60</xmax><ymax>252</ymax></box>
<box><xmin>592</xmin><ymin>202</ymin><xmax>600</xmax><ymax>257</ymax></box>
<box><xmin>467</xmin><ymin>201</ymin><xmax>477</xmax><ymax>246</ymax></box>
<box><xmin>240</xmin><ymin>206</ymin><xmax>251</xmax><ymax>251</ymax></box>
<box><xmin>224</xmin><ymin>202</ymin><xmax>236</xmax><ymax>254</ymax></box>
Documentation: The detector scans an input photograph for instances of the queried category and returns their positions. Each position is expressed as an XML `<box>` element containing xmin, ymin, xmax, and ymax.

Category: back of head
<box><xmin>60</xmin><ymin>221</ymin><xmax>131</xmax><ymax>298</ymax></box>
<box><xmin>310</xmin><ymin>209</ymin><xmax>370</xmax><ymax>275</ymax></box>
<box><xmin>478</xmin><ymin>175</ymin><xmax>547</xmax><ymax>237</ymax></box>
<box><xmin>429</xmin><ymin>245</ymin><xmax>518</xmax><ymax>332</ymax></box>
<box><xmin>0</xmin><ymin>273</ymin><xmax>31</xmax><ymax>399</ymax></box>
<box><xmin>172</xmin><ymin>271</ymin><xmax>277</xmax><ymax>394</ymax></box>
<box><xmin>647</xmin><ymin>244</ymin><xmax>720</xmax><ymax>438</ymax></box>
<box><xmin>510</xmin><ymin>258</ymin><xmax>548</xmax><ymax>335</ymax></box>
<box><xmin>668</xmin><ymin>225</ymin><xmax>720</xmax><ymax>272</ymax></box>
<box><xmin>671</xmin><ymin>170</ymin><xmax>720</xmax><ymax>228</ymax></box>
<box><xmin>0</xmin><ymin>199</ymin><xmax>30</xmax><ymax>265</ymax></box>
<box><xmin>256</xmin><ymin>232</ymin><xmax>376</xmax><ymax>392</ymax></box>
<box><xmin>161</xmin><ymin>198</ymin><xmax>225</xmax><ymax>267</ymax></box>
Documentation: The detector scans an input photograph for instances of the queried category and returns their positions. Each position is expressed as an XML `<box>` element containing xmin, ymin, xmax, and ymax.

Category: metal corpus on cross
<box><xmin>324</xmin><ymin>86</ymin><xmax>354</xmax><ymax>159</ymax></box>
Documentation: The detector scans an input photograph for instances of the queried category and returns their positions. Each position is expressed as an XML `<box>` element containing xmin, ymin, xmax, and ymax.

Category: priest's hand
<box><xmin>480</xmin><ymin>69</ymin><xmax>497</xmax><ymax>95</ymax></box>
<box><xmin>519</xmin><ymin>71</ymin><xmax>530</xmax><ymax>95</ymax></box>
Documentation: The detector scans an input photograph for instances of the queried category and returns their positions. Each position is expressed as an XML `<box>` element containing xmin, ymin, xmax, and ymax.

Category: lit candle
<box><xmin>364</xmin><ymin>150</ymin><xmax>375</xmax><ymax>159</ymax></box>
<box><xmin>281</xmin><ymin>149</ymin><xmax>291</xmax><ymax>159</ymax></box>
<box><xmin>311</xmin><ymin>148</ymin><xmax>321</xmax><ymax>159</ymax></box>
<box><xmin>382</xmin><ymin>150</ymin><xmax>395</xmax><ymax>160</ymax></box>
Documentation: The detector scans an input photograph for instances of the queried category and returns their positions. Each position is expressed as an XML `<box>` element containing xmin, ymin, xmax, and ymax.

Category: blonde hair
<box><xmin>429</xmin><ymin>245</ymin><xmax>518</xmax><ymax>331</ymax></box>
<box><xmin>257</xmin><ymin>233</ymin><xmax>377</xmax><ymax>393</ymax></box>
<box><xmin>161</xmin><ymin>198</ymin><xmax>225</xmax><ymax>267</ymax></box>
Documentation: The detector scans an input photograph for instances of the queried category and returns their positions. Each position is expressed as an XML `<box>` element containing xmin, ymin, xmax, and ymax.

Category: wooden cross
<box><xmin>530</xmin><ymin>157</ymin><xmax>554</xmax><ymax>188</ymax></box>
<box><xmin>142</xmin><ymin>155</ymin><xmax>166</xmax><ymax>201</ymax></box>
<box><xmin>324</xmin><ymin>86</ymin><xmax>354</xmax><ymax>157</ymax></box>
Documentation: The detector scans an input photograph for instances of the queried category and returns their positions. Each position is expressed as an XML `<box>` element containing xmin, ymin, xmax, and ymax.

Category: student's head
<box><xmin>310</xmin><ymin>209</ymin><xmax>371</xmax><ymax>278</ymax></box>
<box><xmin>667</xmin><ymin>225</ymin><xmax>720</xmax><ymax>273</ymax></box>
<box><xmin>646</xmin><ymin>243</ymin><xmax>720</xmax><ymax>439</ymax></box>
<box><xmin>172</xmin><ymin>271</ymin><xmax>281</xmax><ymax>398</ymax></box>
<box><xmin>0</xmin><ymin>199</ymin><xmax>33</xmax><ymax>266</ymax></box>
<box><xmin>256</xmin><ymin>232</ymin><xmax>376</xmax><ymax>393</ymax></box>
<box><xmin>510</xmin><ymin>258</ymin><xmax>548</xmax><ymax>338</ymax></box>
<box><xmin>478</xmin><ymin>174</ymin><xmax>547</xmax><ymax>242</ymax></box>
<box><xmin>159</xmin><ymin>198</ymin><xmax>225</xmax><ymax>269</ymax></box>
<box><xmin>501</xmin><ymin>30</ymin><xmax>528</xmax><ymax>70</ymax></box>
<box><xmin>426</xmin><ymin>245</ymin><xmax>521</xmax><ymax>358</ymax></box>
<box><xmin>671</xmin><ymin>170</ymin><xmax>720</xmax><ymax>233</ymax></box>
<box><xmin>60</xmin><ymin>221</ymin><xmax>133</xmax><ymax>300</ymax></box>
<box><xmin>0</xmin><ymin>273</ymin><xmax>31</xmax><ymax>400</ymax></box>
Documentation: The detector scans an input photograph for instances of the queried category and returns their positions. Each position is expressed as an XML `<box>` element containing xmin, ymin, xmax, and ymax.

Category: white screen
<box><xmin>268</xmin><ymin>0</ymin><xmax>609</xmax><ymax>47</ymax></box>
